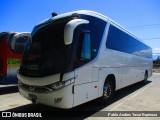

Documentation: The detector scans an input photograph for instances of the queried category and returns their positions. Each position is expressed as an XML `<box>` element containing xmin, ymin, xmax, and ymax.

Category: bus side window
<box><xmin>75</xmin><ymin>30</ymin><xmax>92</xmax><ymax>68</ymax></box>
<box><xmin>80</xmin><ymin>31</ymin><xmax>91</xmax><ymax>61</ymax></box>
<box><xmin>13</xmin><ymin>36</ymin><xmax>28</xmax><ymax>54</ymax></box>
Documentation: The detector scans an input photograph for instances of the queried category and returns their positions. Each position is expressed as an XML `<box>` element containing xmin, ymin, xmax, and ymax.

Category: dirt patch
<box><xmin>9</xmin><ymin>104</ymin><xmax>20</xmax><ymax>107</ymax></box>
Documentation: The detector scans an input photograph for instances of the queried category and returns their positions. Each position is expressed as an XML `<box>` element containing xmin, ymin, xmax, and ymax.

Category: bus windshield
<box><xmin>21</xmin><ymin>21</ymin><xmax>69</xmax><ymax>77</ymax></box>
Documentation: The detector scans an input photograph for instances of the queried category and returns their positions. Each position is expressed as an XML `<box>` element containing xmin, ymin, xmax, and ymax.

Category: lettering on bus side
<box><xmin>7</xmin><ymin>58</ymin><xmax>21</xmax><ymax>65</ymax></box>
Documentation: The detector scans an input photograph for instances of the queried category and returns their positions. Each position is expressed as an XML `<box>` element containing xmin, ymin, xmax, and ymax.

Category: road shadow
<box><xmin>0</xmin><ymin>85</ymin><xmax>18</xmax><ymax>95</ymax></box>
<box><xmin>4</xmin><ymin>80</ymin><xmax>152</xmax><ymax>119</ymax></box>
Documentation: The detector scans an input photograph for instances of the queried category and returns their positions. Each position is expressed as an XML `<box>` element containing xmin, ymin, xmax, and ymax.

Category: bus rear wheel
<box><xmin>143</xmin><ymin>71</ymin><xmax>148</xmax><ymax>84</ymax></box>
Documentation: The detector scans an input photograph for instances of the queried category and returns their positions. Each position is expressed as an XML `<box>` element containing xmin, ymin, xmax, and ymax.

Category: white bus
<box><xmin>17</xmin><ymin>10</ymin><xmax>152</xmax><ymax>109</ymax></box>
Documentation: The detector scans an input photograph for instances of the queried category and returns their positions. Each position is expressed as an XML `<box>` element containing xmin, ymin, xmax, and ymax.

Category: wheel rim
<box><xmin>103</xmin><ymin>83</ymin><xmax>112</xmax><ymax>99</ymax></box>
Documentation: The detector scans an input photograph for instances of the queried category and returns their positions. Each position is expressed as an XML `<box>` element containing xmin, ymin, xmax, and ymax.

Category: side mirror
<box><xmin>11</xmin><ymin>32</ymin><xmax>30</xmax><ymax>54</ymax></box>
<box><xmin>64</xmin><ymin>19</ymin><xmax>89</xmax><ymax>45</ymax></box>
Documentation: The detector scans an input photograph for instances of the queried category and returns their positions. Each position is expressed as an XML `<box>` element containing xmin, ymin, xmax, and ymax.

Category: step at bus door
<box><xmin>73</xmin><ymin>63</ymin><xmax>98</xmax><ymax>107</ymax></box>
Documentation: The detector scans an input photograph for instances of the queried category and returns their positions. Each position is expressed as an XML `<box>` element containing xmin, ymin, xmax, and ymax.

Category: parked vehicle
<box><xmin>0</xmin><ymin>32</ymin><xmax>30</xmax><ymax>84</ymax></box>
<box><xmin>17</xmin><ymin>10</ymin><xmax>152</xmax><ymax>108</ymax></box>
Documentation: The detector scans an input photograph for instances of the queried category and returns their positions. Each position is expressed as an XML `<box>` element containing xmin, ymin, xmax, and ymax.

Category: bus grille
<box><xmin>18</xmin><ymin>81</ymin><xmax>52</xmax><ymax>93</ymax></box>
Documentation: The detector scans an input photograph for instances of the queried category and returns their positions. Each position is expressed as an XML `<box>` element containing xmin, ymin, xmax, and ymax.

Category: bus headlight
<box><xmin>18</xmin><ymin>78</ymin><xmax>75</xmax><ymax>93</ymax></box>
<box><xmin>48</xmin><ymin>78</ymin><xmax>74</xmax><ymax>90</ymax></box>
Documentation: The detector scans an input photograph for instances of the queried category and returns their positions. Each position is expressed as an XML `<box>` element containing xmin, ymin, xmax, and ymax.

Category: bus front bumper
<box><xmin>18</xmin><ymin>83</ymin><xmax>74</xmax><ymax>109</ymax></box>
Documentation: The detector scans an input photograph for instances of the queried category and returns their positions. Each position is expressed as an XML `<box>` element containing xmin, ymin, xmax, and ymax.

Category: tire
<box><xmin>100</xmin><ymin>79</ymin><xmax>114</xmax><ymax>102</ymax></box>
<box><xmin>143</xmin><ymin>72</ymin><xmax>148</xmax><ymax>84</ymax></box>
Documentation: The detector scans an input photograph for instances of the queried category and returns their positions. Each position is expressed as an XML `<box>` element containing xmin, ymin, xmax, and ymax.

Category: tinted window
<box><xmin>80</xmin><ymin>31</ymin><xmax>91</xmax><ymax>60</ymax></box>
<box><xmin>0</xmin><ymin>32</ymin><xmax>7</xmax><ymax>43</ymax></box>
<box><xmin>13</xmin><ymin>36</ymin><xmax>28</xmax><ymax>54</ymax></box>
<box><xmin>80</xmin><ymin>15</ymin><xmax>106</xmax><ymax>57</ymax></box>
<box><xmin>106</xmin><ymin>25</ymin><xmax>152</xmax><ymax>58</ymax></box>
<box><xmin>73</xmin><ymin>15</ymin><xmax>106</xmax><ymax>68</ymax></box>
<box><xmin>20</xmin><ymin>19</ymin><xmax>71</xmax><ymax>77</ymax></box>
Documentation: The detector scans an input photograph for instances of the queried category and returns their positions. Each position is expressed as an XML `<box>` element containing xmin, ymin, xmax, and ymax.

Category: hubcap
<box><xmin>103</xmin><ymin>83</ymin><xmax>112</xmax><ymax>99</ymax></box>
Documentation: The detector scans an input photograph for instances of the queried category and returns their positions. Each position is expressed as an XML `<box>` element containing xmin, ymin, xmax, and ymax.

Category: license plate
<box><xmin>28</xmin><ymin>93</ymin><xmax>37</xmax><ymax>100</ymax></box>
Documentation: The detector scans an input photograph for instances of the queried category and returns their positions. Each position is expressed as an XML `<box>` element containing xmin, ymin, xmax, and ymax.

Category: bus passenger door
<box><xmin>73</xmin><ymin>31</ymin><xmax>98</xmax><ymax>107</ymax></box>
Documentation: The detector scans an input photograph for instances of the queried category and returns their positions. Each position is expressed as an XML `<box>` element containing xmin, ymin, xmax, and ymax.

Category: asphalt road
<box><xmin>0</xmin><ymin>73</ymin><xmax>160</xmax><ymax>120</ymax></box>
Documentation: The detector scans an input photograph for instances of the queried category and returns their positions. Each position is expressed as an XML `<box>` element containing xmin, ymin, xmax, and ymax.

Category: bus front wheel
<box><xmin>101</xmin><ymin>80</ymin><xmax>114</xmax><ymax>102</ymax></box>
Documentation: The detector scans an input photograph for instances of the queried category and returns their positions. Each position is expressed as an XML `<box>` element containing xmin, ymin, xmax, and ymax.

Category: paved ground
<box><xmin>0</xmin><ymin>73</ymin><xmax>160</xmax><ymax>120</ymax></box>
<box><xmin>153</xmin><ymin>67</ymin><xmax>160</xmax><ymax>73</ymax></box>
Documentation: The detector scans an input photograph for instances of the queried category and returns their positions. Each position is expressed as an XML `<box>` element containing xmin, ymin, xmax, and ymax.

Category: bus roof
<box><xmin>36</xmin><ymin>10</ymin><xmax>150</xmax><ymax>48</ymax></box>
